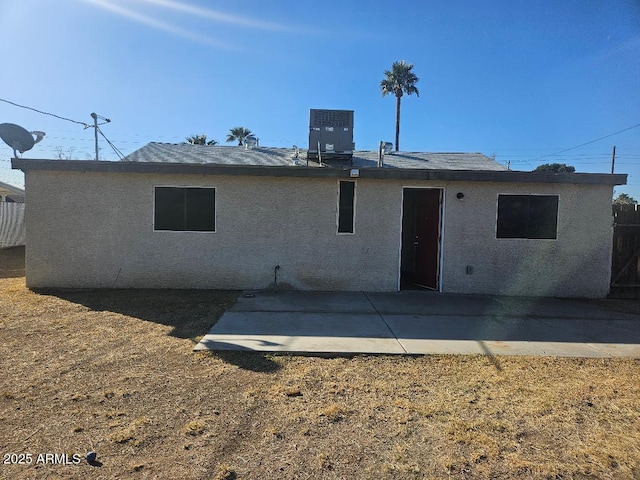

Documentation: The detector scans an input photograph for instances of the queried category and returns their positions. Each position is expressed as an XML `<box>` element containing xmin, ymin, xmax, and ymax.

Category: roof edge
<box><xmin>0</xmin><ymin>179</ymin><xmax>25</xmax><ymax>194</ymax></box>
<box><xmin>11</xmin><ymin>158</ymin><xmax>627</xmax><ymax>186</ymax></box>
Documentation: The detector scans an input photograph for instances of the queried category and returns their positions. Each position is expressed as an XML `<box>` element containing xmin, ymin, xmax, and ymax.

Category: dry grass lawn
<box><xmin>1</xmin><ymin>247</ymin><xmax>639</xmax><ymax>479</ymax></box>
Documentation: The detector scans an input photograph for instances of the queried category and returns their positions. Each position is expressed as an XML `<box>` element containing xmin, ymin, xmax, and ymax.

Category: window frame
<box><xmin>336</xmin><ymin>180</ymin><xmax>356</xmax><ymax>235</ymax></box>
<box><xmin>496</xmin><ymin>193</ymin><xmax>559</xmax><ymax>240</ymax></box>
<box><xmin>153</xmin><ymin>186</ymin><xmax>217</xmax><ymax>233</ymax></box>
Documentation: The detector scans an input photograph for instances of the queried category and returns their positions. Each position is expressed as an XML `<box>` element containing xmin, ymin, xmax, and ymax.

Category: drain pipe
<box><xmin>274</xmin><ymin>265</ymin><xmax>281</xmax><ymax>287</ymax></box>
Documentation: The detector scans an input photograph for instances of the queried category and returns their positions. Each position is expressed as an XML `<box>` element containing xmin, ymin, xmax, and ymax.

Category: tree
<box><xmin>380</xmin><ymin>60</ymin><xmax>420</xmax><ymax>152</ymax></box>
<box><xmin>226</xmin><ymin>127</ymin><xmax>252</xmax><ymax>146</ymax></box>
<box><xmin>614</xmin><ymin>193</ymin><xmax>638</xmax><ymax>205</ymax></box>
<box><xmin>533</xmin><ymin>163</ymin><xmax>575</xmax><ymax>173</ymax></box>
<box><xmin>185</xmin><ymin>134</ymin><xmax>217</xmax><ymax>145</ymax></box>
<box><xmin>55</xmin><ymin>146</ymin><xmax>76</xmax><ymax>160</ymax></box>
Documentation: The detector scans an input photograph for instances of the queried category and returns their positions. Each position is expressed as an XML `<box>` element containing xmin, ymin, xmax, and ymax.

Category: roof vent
<box><xmin>378</xmin><ymin>141</ymin><xmax>393</xmax><ymax>168</ymax></box>
<box><xmin>291</xmin><ymin>145</ymin><xmax>301</xmax><ymax>165</ymax></box>
<box><xmin>307</xmin><ymin>109</ymin><xmax>354</xmax><ymax>161</ymax></box>
<box><xmin>244</xmin><ymin>135</ymin><xmax>258</xmax><ymax>149</ymax></box>
<box><xmin>378</xmin><ymin>141</ymin><xmax>393</xmax><ymax>167</ymax></box>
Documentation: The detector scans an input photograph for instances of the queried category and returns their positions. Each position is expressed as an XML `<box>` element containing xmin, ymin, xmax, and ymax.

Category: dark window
<box><xmin>497</xmin><ymin>195</ymin><xmax>558</xmax><ymax>239</ymax></box>
<box><xmin>154</xmin><ymin>187</ymin><xmax>216</xmax><ymax>232</ymax></box>
<box><xmin>338</xmin><ymin>181</ymin><xmax>355</xmax><ymax>233</ymax></box>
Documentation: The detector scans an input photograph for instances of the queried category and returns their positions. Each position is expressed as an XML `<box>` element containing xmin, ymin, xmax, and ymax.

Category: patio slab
<box><xmin>194</xmin><ymin>291</ymin><xmax>640</xmax><ymax>357</ymax></box>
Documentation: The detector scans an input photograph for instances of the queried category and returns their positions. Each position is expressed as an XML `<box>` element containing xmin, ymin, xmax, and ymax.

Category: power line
<box><xmin>0</xmin><ymin>98</ymin><xmax>91</xmax><ymax>128</ymax></box>
<box><xmin>97</xmin><ymin>126</ymin><xmax>125</xmax><ymax>160</ymax></box>
<box><xmin>1</xmin><ymin>97</ymin><xmax>128</xmax><ymax>160</ymax></box>
<box><xmin>529</xmin><ymin>122</ymin><xmax>640</xmax><ymax>163</ymax></box>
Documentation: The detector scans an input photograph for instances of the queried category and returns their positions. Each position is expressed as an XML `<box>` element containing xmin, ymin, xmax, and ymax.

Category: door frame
<box><xmin>397</xmin><ymin>186</ymin><xmax>446</xmax><ymax>291</ymax></box>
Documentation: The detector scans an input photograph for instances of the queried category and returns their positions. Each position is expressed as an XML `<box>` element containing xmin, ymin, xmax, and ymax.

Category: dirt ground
<box><xmin>0</xmin><ymin>247</ymin><xmax>639</xmax><ymax>479</ymax></box>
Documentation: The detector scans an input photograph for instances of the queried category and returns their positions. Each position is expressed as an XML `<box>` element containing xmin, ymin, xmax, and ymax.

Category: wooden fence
<box><xmin>611</xmin><ymin>203</ymin><xmax>640</xmax><ymax>294</ymax></box>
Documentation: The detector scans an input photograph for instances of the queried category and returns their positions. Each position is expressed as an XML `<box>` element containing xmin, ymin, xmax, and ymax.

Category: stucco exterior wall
<box><xmin>24</xmin><ymin>170</ymin><xmax>614</xmax><ymax>296</ymax></box>
<box><xmin>25</xmin><ymin>171</ymin><xmax>400</xmax><ymax>291</ymax></box>
<box><xmin>437</xmin><ymin>182</ymin><xmax>614</xmax><ymax>297</ymax></box>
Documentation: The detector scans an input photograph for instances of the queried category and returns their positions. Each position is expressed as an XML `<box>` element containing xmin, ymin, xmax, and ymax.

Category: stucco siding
<box><xmin>24</xmin><ymin>170</ymin><xmax>614</xmax><ymax>296</ymax></box>
<box><xmin>439</xmin><ymin>182</ymin><xmax>613</xmax><ymax>297</ymax></box>
<box><xmin>25</xmin><ymin>171</ymin><xmax>401</xmax><ymax>291</ymax></box>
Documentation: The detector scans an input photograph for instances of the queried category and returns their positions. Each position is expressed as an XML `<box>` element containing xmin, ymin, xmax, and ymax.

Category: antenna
<box><xmin>0</xmin><ymin>123</ymin><xmax>46</xmax><ymax>158</ymax></box>
<box><xmin>89</xmin><ymin>113</ymin><xmax>111</xmax><ymax>160</ymax></box>
<box><xmin>0</xmin><ymin>101</ymin><xmax>121</xmax><ymax>160</ymax></box>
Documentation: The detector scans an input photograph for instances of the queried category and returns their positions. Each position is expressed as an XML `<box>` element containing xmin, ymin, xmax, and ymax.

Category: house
<box><xmin>11</xmin><ymin>140</ymin><xmax>625</xmax><ymax>297</ymax></box>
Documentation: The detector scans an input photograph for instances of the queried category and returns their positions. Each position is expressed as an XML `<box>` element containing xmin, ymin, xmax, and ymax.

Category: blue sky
<box><xmin>1</xmin><ymin>0</ymin><xmax>639</xmax><ymax>198</ymax></box>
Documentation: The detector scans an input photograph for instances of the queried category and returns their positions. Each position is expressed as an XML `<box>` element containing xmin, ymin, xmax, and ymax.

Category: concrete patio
<box><xmin>194</xmin><ymin>291</ymin><xmax>640</xmax><ymax>357</ymax></box>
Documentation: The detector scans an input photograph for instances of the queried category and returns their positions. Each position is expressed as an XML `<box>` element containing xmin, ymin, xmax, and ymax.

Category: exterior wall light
<box><xmin>457</xmin><ymin>192</ymin><xmax>465</xmax><ymax>200</ymax></box>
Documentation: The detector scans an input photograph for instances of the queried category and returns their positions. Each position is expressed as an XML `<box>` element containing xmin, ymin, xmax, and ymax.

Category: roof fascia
<box><xmin>11</xmin><ymin>158</ymin><xmax>627</xmax><ymax>186</ymax></box>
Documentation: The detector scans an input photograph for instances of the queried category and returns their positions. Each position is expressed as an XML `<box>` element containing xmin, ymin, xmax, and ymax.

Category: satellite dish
<box><xmin>0</xmin><ymin>123</ymin><xmax>46</xmax><ymax>157</ymax></box>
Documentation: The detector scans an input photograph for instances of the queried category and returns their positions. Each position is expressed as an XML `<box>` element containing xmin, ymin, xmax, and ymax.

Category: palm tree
<box><xmin>380</xmin><ymin>60</ymin><xmax>420</xmax><ymax>152</ymax></box>
<box><xmin>226</xmin><ymin>127</ymin><xmax>252</xmax><ymax>146</ymax></box>
<box><xmin>185</xmin><ymin>134</ymin><xmax>217</xmax><ymax>145</ymax></box>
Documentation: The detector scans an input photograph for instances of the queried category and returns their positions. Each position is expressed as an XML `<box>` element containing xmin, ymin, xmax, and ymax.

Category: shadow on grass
<box><xmin>36</xmin><ymin>288</ymin><xmax>240</xmax><ymax>343</ymax></box>
<box><xmin>0</xmin><ymin>246</ymin><xmax>25</xmax><ymax>278</ymax></box>
<box><xmin>478</xmin><ymin>341</ymin><xmax>503</xmax><ymax>371</ymax></box>
<box><xmin>213</xmin><ymin>351</ymin><xmax>281</xmax><ymax>373</ymax></box>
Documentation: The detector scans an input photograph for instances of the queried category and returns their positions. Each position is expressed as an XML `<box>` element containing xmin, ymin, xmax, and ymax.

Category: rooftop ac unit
<box><xmin>307</xmin><ymin>109</ymin><xmax>354</xmax><ymax>161</ymax></box>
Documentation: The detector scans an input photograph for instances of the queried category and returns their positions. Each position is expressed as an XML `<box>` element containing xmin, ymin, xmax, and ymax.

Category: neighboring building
<box><xmin>0</xmin><ymin>181</ymin><xmax>25</xmax><ymax>247</ymax></box>
<box><xmin>12</xmin><ymin>142</ymin><xmax>625</xmax><ymax>297</ymax></box>
<box><xmin>0</xmin><ymin>180</ymin><xmax>25</xmax><ymax>203</ymax></box>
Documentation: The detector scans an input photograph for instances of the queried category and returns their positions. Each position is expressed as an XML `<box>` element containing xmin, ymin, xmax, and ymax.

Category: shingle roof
<box><xmin>350</xmin><ymin>151</ymin><xmax>507</xmax><ymax>171</ymax></box>
<box><xmin>123</xmin><ymin>142</ymin><xmax>508</xmax><ymax>171</ymax></box>
<box><xmin>124</xmin><ymin>142</ymin><xmax>301</xmax><ymax>167</ymax></box>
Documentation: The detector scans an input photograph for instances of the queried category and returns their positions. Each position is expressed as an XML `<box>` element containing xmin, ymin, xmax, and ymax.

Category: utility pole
<box><xmin>91</xmin><ymin>113</ymin><xmax>98</xmax><ymax>161</ymax></box>
<box><xmin>611</xmin><ymin>145</ymin><xmax>616</xmax><ymax>174</ymax></box>
<box><xmin>89</xmin><ymin>112</ymin><xmax>111</xmax><ymax>160</ymax></box>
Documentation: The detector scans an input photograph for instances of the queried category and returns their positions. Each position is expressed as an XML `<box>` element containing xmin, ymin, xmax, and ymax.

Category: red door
<box><xmin>413</xmin><ymin>189</ymin><xmax>442</xmax><ymax>289</ymax></box>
